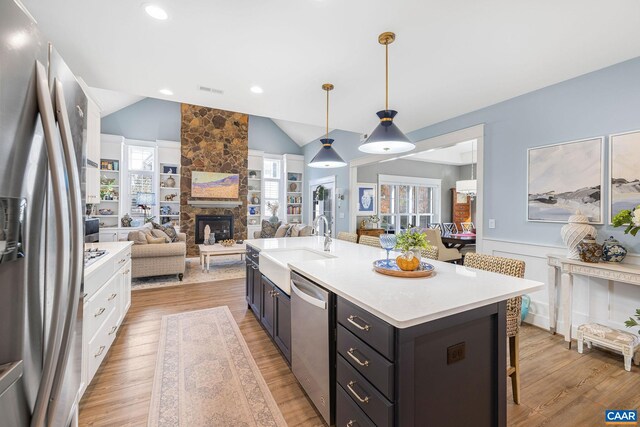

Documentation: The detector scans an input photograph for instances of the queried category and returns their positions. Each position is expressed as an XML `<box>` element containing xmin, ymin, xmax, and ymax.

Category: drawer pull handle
<box><xmin>118</xmin><ymin>258</ymin><xmax>126</xmax><ymax>264</ymax></box>
<box><xmin>108</xmin><ymin>326</ymin><xmax>118</xmax><ymax>335</ymax></box>
<box><xmin>252</xmin><ymin>253</ymin><xmax>258</xmax><ymax>258</ymax></box>
<box><xmin>123</xmin><ymin>269</ymin><xmax>130</xmax><ymax>274</ymax></box>
<box><xmin>347</xmin><ymin>421</ymin><xmax>358</xmax><ymax>427</ymax></box>
<box><xmin>94</xmin><ymin>346</ymin><xmax>106</xmax><ymax>358</ymax></box>
<box><xmin>347</xmin><ymin>315</ymin><xmax>371</xmax><ymax>332</ymax></box>
<box><xmin>347</xmin><ymin>348</ymin><xmax>369</xmax><ymax>367</ymax></box>
<box><xmin>108</xmin><ymin>293</ymin><xmax>117</xmax><ymax>301</ymax></box>
<box><xmin>251</xmin><ymin>265</ymin><xmax>258</xmax><ymax>270</ymax></box>
<box><xmin>94</xmin><ymin>307</ymin><xmax>105</xmax><ymax>317</ymax></box>
<box><xmin>83</xmin><ymin>293</ymin><xmax>88</xmax><ymax>298</ymax></box>
<box><xmin>346</xmin><ymin>381</ymin><xmax>369</xmax><ymax>404</ymax></box>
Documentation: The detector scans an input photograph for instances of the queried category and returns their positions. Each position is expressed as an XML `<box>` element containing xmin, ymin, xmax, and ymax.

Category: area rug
<box><xmin>132</xmin><ymin>256</ymin><xmax>245</xmax><ymax>291</ymax></box>
<box><xmin>148</xmin><ymin>306</ymin><xmax>287</xmax><ymax>427</ymax></box>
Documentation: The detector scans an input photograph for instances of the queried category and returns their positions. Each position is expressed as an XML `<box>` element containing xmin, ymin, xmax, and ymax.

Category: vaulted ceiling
<box><xmin>23</xmin><ymin>0</ymin><xmax>640</xmax><ymax>142</ymax></box>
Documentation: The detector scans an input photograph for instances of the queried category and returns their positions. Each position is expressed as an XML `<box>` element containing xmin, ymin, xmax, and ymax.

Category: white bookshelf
<box><xmin>95</xmin><ymin>154</ymin><xmax>122</xmax><ymax>228</ymax></box>
<box><xmin>247</xmin><ymin>150</ymin><xmax>264</xmax><ymax>238</ymax></box>
<box><xmin>159</xmin><ymin>162</ymin><xmax>180</xmax><ymax>226</ymax></box>
<box><xmin>284</xmin><ymin>154</ymin><xmax>304</xmax><ymax>224</ymax></box>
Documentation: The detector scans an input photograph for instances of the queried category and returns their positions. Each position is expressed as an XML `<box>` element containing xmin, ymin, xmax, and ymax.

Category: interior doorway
<box><xmin>309</xmin><ymin>176</ymin><xmax>336</xmax><ymax>237</ymax></box>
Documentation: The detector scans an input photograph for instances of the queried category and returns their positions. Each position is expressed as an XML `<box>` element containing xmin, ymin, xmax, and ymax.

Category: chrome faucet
<box><xmin>313</xmin><ymin>215</ymin><xmax>332</xmax><ymax>251</ymax></box>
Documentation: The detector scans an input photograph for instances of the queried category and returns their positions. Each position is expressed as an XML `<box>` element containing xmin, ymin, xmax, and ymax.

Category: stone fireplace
<box><xmin>180</xmin><ymin>104</ymin><xmax>249</xmax><ymax>256</ymax></box>
<box><xmin>195</xmin><ymin>215</ymin><xmax>234</xmax><ymax>243</ymax></box>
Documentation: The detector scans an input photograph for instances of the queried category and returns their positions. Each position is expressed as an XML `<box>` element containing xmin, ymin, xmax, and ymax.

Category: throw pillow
<box><xmin>274</xmin><ymin>223</ymin><xmax>291</xmax><ymax>238</ymax></box>
<box><xmin>292</xmin><ymin>224</ymin><xmax>313</xmax><ymax>237</ymax></box>
<box><xmin>151</xmin><ymin>229</ymin><xmax>171</xmax><ymax>243</ymax></box>
<box><xmin>146</xmin><ymin>235</ymin><xmax>166</xmax><ymax>244</ymax></box>
<box><xmin>259</xmin><ymin>220</ymin><xmax>281</xmax><ymax>238</ymax></box>
<box><xmin>128</xmin><ymin>231</ymin><xmax>148</xmax><ymax>245</ymax></box>
<box><xmin>152</xmin><ymin>221</ymin><xmax>178</xmax><ymax>242</ymax></box>
<box><xmin>290</xmin><ymin>225</ymin><xmax>300</xmax><ymax>237</ymax></box>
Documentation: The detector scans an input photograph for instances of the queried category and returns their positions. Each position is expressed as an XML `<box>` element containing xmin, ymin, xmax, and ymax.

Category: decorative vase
<box><xmin>208</xmin><ymin>234</ymin><xmax>216</xmax><ymax>245</ymax></box>
<box><xmin>121</xmin><ymin>213</ymin><xmax>132</xmax><ymax>227</ymax></box>
<box><xmin>561</xmin><ymin>211</ymin><xmax>596</xmax><ymax>260</ymax></box>
<box><xmin>576</xmin><ymin>234</ymin><xmax>603</xmax><ymax>263</ymax></box>
<box><xmin>249</xmin><ymin>207</ymin><xmax>256</xmax><ymax>215</ymax></box>
<box><xmin>601</xmin><ymin>236</ymin><xmax>627</xmax><ymax>263</ymax></box>
<box><xmin>269</xmin><ymin>215</ymin><xmax>279</xmax><ymax>224</ymax></box>
<box><xmin>165</xmin><ymin>175</ymin><xmax>176</xmax><ymax>188</ymax></box>
<box><xmin>204</xmin><ymin>225</ymin><xmax>211</xmax><ymax>245</ymax></box>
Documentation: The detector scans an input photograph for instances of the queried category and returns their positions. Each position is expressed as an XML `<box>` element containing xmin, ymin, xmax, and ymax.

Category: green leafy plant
<box><xmin>612</xmin><ymin>205</ymin><xmax>640</xmax><ymax>236</ymax></box>
<box><xmin>625</xmin><ymin>309</ymin><xmax>640</xmax><ymax>335</ymax></box>
<box><xmin>395</xmin><ymin>228</ymin><xmax>430</xmax><ymax>252</ymax></box>
<box><xmin>315</xmin><ymin>185</ymin><xmax>326</xmax><ymax>201</ymax></box>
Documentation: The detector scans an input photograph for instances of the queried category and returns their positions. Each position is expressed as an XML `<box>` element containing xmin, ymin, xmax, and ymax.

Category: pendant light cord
<box><xmin>326</xmin><ymin>87</ymin><xmax>329</xmax><ymax>139</ymax></box>
<box><xmin>385</xmin><ymin>42</ymin><xmax>389</xmax><ymax>111</ymax></box>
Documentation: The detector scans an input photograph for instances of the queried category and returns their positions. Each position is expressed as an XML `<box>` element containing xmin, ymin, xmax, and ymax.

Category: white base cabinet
<box><xmin>81</xmin><ymin>243</ymin><xmax>132</xmax><ymax>397</ymax></box>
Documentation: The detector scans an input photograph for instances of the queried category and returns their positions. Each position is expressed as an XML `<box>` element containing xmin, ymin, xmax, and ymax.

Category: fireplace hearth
<box><xmin>195</xmin><ymin>215</ymin><xmax>234</xmax><ymax>243</ymax></box>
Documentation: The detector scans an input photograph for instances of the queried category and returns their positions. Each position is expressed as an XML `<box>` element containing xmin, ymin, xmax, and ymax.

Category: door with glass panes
<box><xmin>379</xmin><ymin>181</ymin><xmax>438</xmax><ymax>233</ymax></box>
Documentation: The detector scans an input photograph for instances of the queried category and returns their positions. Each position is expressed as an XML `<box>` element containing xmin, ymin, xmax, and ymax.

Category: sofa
<box><xmin>252</xmin><ymin>222</ymin><xmax>314</xmax><ymax>239</ymax></box>
<box><xmin>129</xmin><ymin>223</ymin><xmax>187</xmax><ymax>280</ymax></box>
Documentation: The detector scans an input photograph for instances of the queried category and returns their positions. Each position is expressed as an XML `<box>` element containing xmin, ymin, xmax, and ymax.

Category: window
<box><xmin>127</xmin><ymin>145</ymin><xmax>155</xmax><ymax>218</ymax></box>
<box><xmin>379</xmin><ymin>175</ymin><xmax>440</xmax><ymax>232</ymax></box>
<box><xmin>263</xmin><ymin>158</ymin><xmax>282</xmax><ymax>218</ymax></box>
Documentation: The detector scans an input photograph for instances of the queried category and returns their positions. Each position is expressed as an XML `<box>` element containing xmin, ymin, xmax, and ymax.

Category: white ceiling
<box><xmin>23</xmin><ymin>0</ymin><xmax>640</xmax><ymax>138</ymax></box>
<box><xmin>88</xmin><ymin>87</ymin><xmax>145</xmax><ymax>117</ymax></box>
<box><xmin>408</xmin><ymin>139</ymin><xmax>476</xmax><ymax>165</ymax></box>
<box><xmin>271</xmin><ymin>119</ymin><xmax>331</xmax><ymax>146</ymax></box>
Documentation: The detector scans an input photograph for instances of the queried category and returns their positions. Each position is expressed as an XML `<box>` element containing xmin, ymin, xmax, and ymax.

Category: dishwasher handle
<box><xmin>291</xmin><ymin>280</ymin><xmax>327</xmax><ymax>310</ymax></box>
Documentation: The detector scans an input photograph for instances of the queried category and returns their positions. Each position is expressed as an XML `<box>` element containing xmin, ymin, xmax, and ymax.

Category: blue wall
<box><xmin>101</xmin><ymin>98</ymin><xmax>181</xmax><ymax>141</ymax></box>
<box><xmin>304</xmin><ymin>57</ymin><xmax>640</xmax><ymax>251</ymax></box>
<box><xmin>101</xmin><ymin>99</ymin><xmax>300</xmax><ymax>155</ymax></box>
<box><xmin>248</xmin><ymin>116</ymin><xmax>302</xmax><ymax>155</ymax></box>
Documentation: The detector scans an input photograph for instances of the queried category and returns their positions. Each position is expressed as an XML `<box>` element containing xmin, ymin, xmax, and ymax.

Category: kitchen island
<box><xmin>245</xmin><ymin>236</ymin><xmax>543</xmax><ymax>427</ymax></box>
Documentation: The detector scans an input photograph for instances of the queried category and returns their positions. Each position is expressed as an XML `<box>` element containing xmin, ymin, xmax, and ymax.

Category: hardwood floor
<box><xmin>79</xmin><ymin>279</ymin><xmax>640</xmax><ymax>427</ymax></box>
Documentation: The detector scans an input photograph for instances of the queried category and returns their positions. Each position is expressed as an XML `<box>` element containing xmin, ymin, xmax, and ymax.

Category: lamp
<box><xmin>359</xmin><ymin>32</ymin><xmax>415</xmax><ymax>154</ymax></box>
<box><xmin>136</xmin><ymin>192</ymin><xmax>156</xmax><ymax>222</ymax></box>
<box><xmin>456</xmin><ymin>140</ymin><xmax>477</xmax><ymax>197</ymax></box>
<box><xmin>308</xmin><ymin>83</ymin><xmax>347</xmax><ymax>168</ymax></box>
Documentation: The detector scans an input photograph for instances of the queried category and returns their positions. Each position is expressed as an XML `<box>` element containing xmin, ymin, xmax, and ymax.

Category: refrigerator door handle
<box><xmin>46</xmin><ymin>78</ymin><xmax>84</xmax><ymax>423</ymax></box>
<box><xmin>31</xmin><ymin>61</ymin><xmax>72</xmax><ymax>427</ymax></box>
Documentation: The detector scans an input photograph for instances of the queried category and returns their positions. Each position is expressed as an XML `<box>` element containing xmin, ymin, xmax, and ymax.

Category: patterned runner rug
<box><xmin>148</xmin><ymin>306</ymin><xmax>287</xmax><ymax>427</ymax></box>
<box><xmin>132</xmin><ymin>256</ymin><xmax>245</xmax><ymax>291</ymax></box>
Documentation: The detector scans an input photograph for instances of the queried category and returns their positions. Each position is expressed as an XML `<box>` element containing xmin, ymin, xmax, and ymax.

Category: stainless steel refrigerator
<box><xmin>0</xmin><ymin>0</ymin><xmax>86</xmax><ymax>425</ymax></box>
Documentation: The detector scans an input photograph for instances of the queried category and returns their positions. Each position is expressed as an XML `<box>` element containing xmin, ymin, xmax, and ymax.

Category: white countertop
<box><xmin>84</xmin><ymin>241</ymin><xmax>133</xmax><ymax>278</ymax></box>
<box><xmin>246</xmin><ymin>237</ymin><xmax>544</xmax><ymax>329</ymax></box>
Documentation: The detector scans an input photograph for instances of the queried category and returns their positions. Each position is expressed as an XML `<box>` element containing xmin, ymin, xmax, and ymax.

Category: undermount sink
<box><xmin>259</xmin><ymin>248</ymin><xmax>336</xmax><ymax>295</ymax></box>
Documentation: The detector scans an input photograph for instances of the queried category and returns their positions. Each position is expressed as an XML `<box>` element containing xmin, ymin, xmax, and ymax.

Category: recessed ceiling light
<box><xmin>144</xmin><ymin>4</ymin><xmax>168</xmax><ymax>20</ymax></box>
<box><xmin>159</xmin><ymin>88</ymin><xmax>173</xmax><ymax>95</ymax></box>
<box><xmin>250</xmin><ymin>86</ymin><xmax>263</xmax><ymax>94</ymax></box>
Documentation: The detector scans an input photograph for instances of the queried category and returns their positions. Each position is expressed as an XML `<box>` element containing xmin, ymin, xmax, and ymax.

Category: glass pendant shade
<box><xmin>456</xmin><ymin>179</ymin><xmax>477</xmax><ymax>195</ymax></box>
<box><xmin>308</xmin><ymin>138</ymin><xmax>347</xmax><ymax>168</ymax></box>
<box><xmin>359</xmin><ymin>110</ymin><xmax>415</xmax><ymax>154</ymax></box>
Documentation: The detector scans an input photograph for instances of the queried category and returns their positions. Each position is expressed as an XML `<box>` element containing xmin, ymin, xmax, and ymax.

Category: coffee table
<box><xmin>198</xmin><ymin>243</ymin><xmax>247</xmax><ymax>273</ymax></box>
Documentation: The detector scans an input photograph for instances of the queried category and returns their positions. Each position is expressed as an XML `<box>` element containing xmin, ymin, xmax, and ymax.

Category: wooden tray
<box><xmin>373</xmin><ymin>259</ymin><xmax>435</xmax><ymax>278</ymax></box>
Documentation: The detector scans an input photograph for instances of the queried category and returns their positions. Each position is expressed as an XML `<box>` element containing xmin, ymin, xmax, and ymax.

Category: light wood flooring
<box><xmin>79</xmin><ymin>279</ymin><xmax>640</xmax><ymax>427</ymax></box>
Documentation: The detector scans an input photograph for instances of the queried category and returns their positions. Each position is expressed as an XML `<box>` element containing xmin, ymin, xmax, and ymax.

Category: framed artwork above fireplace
<box><xmin>191</xmin><ymin>171</ymin><xmax>239</xmax><ymax>199</ymax></box>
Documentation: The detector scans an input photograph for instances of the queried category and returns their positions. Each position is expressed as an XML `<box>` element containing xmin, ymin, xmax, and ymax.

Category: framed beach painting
<box><xmin>356</xmin><ymin>183</ymin><xmax>377</xmax><ymax>215</ymax></box>
<box><xmin>191</xmin><ymin>171</ymin><xmax>239</xmax><ymax>199</ymax></box>
<box><xmin>527</xmin><ymin>137</ymin><xmax>604</xmax><ymax>223</ymax></box>
<box><xmin>610</xmin><ymin>130</ymin><xmax>640</xmax><ymax>223</ymax></box>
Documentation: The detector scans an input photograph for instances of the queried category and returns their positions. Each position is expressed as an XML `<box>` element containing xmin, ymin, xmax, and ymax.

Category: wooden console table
<box><xmin>547</xmin><ymin>255</ymin><xmax>640</xmax><ymax>348</ymax></box>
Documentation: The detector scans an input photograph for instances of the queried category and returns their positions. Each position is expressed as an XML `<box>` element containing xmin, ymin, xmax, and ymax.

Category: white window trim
<box><xmin>378</xmin><ymin>174</ymin><xmax>441</xmax><ymax>225</ymax></box>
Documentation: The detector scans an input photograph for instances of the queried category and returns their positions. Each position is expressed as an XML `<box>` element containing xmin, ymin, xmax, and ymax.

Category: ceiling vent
<box><xmin>198</xmin><ymin>85</ymin><xmax>224</xmax><ymax>95</ymax></box>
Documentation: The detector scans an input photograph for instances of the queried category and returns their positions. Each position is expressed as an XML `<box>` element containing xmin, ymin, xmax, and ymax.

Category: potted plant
<box><xmin>395</xmin><ymin>228</ymin><xmax>430</xmax><ymax>271</ymax></box>
<box><xmin>612</xmin><ymin>204</ymin><xmax>640</xmax><ymax>236</ymax></box>
<box><xmin>625</xmin><ymin>309</ymin><xmax>640</xmax><ymax>333</ymax></box>
<box><xmin>315</xmin><ymin>185</ymin><xmax>327</xmax><ymax>201</ymax></box>
<box><xmin>266</xmin><ymin>201</ymin><xmax>280</xmax><ymax>224</ymax></box>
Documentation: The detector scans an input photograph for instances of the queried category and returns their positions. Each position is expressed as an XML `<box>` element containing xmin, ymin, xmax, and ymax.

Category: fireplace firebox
<box><xmin>195</xmin><ymin>215</ymin><xmax>234</xmax><ymax>243</ymax></box>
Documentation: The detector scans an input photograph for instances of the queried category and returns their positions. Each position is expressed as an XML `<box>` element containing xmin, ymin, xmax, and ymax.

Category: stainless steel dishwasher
<box><xmin>290</xmin><ymin>271</ymin><xmax>335</xmax><ymax>425</ymax></box>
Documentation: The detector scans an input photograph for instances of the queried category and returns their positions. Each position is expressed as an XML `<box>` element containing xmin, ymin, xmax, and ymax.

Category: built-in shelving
<box><xmin>284</xmin><ymin>154</ymin><xmax>304</xmax><ymax>224</ymax></box>
<box><xmin>159</xmin><ymin>162</ymin><xmax>180</xmax><ymax>227</ymax></box>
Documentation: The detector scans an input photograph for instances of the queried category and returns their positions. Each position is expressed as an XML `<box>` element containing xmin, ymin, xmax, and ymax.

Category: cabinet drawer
<box><xmin>338</xmin><ymin>325</ymin><xmax>394</xmax><ymax>401</ymax></box>
<box><xmin>84</xmin><ymin>257</ymin><xmax>115</xmax><ymax>299</ymax></box>
<box><xmin>247</xmin><ymin>245</ymin><xmax>260</xmax><ymax>264</ymax></box>
<box><xmin>336</xmin><ymin>383</ymin><xmax>376</xmax><ymax>427</ymax></box>
<box><xmin>113</xmin><ymin>248</ymin><xmax>131</xmax><ymax>268</ymax></box>
<box><xmin>337</xmin><ymin>297</ymin><xmax>395</xmax><ymax>361</ymax></box>
<box><xmin>337</xmin><ymin>356</ymin><xmax>394</xmax><ymax>427</ymax></box>
<box><xmin>85</xmin><ymin>274</ymin><xmax>119</xmax><ymax>340</ymax></box>
<box><xmin>87</xmin><ymin>306</ymin><xmax>118</xmax><ymax>383</ymax></box>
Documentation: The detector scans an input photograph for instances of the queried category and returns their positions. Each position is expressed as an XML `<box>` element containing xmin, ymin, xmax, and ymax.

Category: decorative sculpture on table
<box><xmin>203</xmin><ymin>225</ymin><xmax>216</xmax><ymax>245</ymax></box>
<box><xmin>560</xmin><ymin>211</ymin><xmax>596</xmax><ymax>260</ymax></box>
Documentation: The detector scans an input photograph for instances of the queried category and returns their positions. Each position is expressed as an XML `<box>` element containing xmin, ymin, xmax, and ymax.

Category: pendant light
<box><xmin>456</xmin><ymin>139</ymin><xmax>477</xmax><ymax>197</ymax></box>
<box><xmin>308</xmin><ymin>83</ymin><xmax>347</xmax><ymax>168</ymax></box>
<box><xmin>359</xmin><ymin>32</ymin><xmax>415</xmax><ymax>154</ymax></box>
